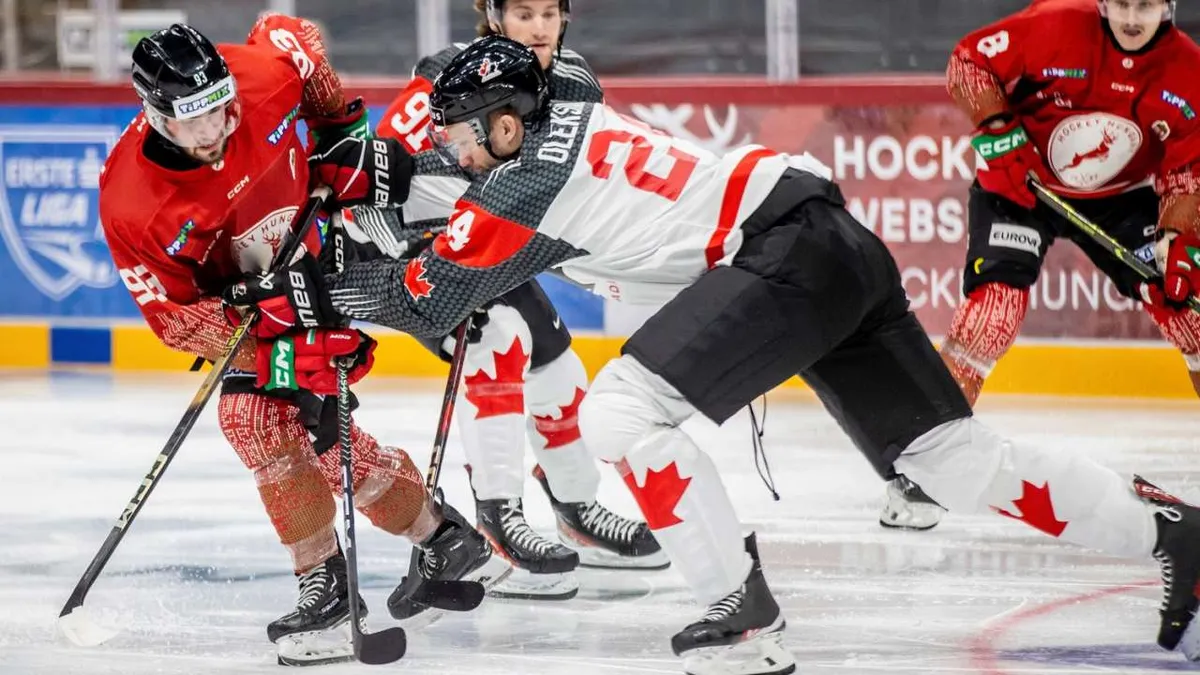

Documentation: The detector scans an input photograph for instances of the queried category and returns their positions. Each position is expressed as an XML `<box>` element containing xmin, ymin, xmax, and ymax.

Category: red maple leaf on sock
<box><xmin>463</xmin><ymin>337</ymin><xmax>527</xmax><ymax>419</ymax></box>
<box><xmin>994</xmin><ymin>480</ymin><xmax>1068</xmax><ymax>537</ymax></box>
<box><xmin>622</xmin><ymin>462</ymin><xmax>691</xmax><ymax>530</ymax></box>
<box><xmin>532</xmin><ymin>387</ymin><xmax>586</xmax><ymax>449</ymax></box>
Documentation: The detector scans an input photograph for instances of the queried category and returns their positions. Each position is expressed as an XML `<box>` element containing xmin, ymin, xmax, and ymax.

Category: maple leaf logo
<box><xmin>993</xmin><ymin>480</ymin><xmax>1068</xmax><ymax>537</ymax></box>
<box><xmin>622</xmin><ymin>462</ymin><xmax>692</xmax><ymax>531</ymax></box>
<box><xmin>463</xmin><ymin>337</ymin><xmax>528</xmax><ymax>419</ymax></box>
<box><xmin>533</xmin><ymin>387</ymin><xmax>586</xmax><ymax>449</ymax></box>
<box><xmin>403</xmin><ymin>255</ymin><xmax>435</xmax><ymax>301</ymax></box>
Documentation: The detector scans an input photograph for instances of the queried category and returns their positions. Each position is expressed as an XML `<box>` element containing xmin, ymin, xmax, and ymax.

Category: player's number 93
<box><xmin>268</xmin><ymin>29</ymin><xmax>316</xmax><ymax>80</ymax></box>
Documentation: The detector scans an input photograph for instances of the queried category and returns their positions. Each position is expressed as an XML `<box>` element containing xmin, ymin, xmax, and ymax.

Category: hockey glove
<box><xmin>308</xmin><ymin>97</ymin><xmax>372</xmax><ymax>145</ymax></box>
<box><xmin>972</xmin><ymin>117</ymin><xmax>1046</xmax><ymax>210</ymax></box>
<box><xmin>1141</xmin><ymin>230</ymin><xmax>1200</xmax><ymax>312</ymax></box>
<box><xmin>256</xmin><ymin>328</ymin><xmax>377</xmax><ymax>396</ymax></box>
<box><xmin>309</xmin><ymin>134</ymin><xmax>413</xmax><ymax>209</ymax></box>
<box><xmin>222</xmin><ymin>254</ymin><xmax>341</xmax><ymax>339</ymax></box>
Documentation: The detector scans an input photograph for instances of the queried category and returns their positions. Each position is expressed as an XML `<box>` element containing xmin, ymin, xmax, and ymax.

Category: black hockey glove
<box><xmin>309</xmin><ymin>135</ymin><xmax>414</xmax><ymax>209</ymax></box>
<box><xmin>222</xmin><ymin>254</ymin><xmax>343</xmax><ymax>339</ymax></box>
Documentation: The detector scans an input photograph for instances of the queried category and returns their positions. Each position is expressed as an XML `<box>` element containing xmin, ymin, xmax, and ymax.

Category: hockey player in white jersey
<box><xmin>228</xmin><ymin>37</ymin><xmax>1200</xmax><ymax>675</ymax></box>
<box><xmin>371</xmin><ymin>0</ymin><xmax>666</xmax><ymax>602</ymax></box>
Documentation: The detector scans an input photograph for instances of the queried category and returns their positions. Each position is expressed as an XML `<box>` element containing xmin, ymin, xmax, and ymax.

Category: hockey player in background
<box><xmin>226</xmin><ymin>37</ymin><xmax>1200</xmax><ymax>675</ymax></box>
<box><xmin>98</xmin><ymin>19</ymin><xmax>507</xmax><ymax>665</ymax></box>
<box><xmin>881</xmin><ymin>0</ymin><xmax>1200</xmax><ymax>530</ymax></box>
<box><xmin>372</xmin><ymin>0</ymin><xmax>665</xmax><ymax>602</ymax></box>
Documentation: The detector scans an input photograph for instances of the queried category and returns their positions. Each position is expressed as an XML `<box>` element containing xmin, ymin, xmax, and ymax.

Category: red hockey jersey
<box><xmin>100</xmin><ymin>15</ymin><xmax>337</xmax><ymax>367</ymax></box>
<box><xmin>949</xmin><ymin>0</ymin><xmax>1200</xmax><ymax>208</ymax></box>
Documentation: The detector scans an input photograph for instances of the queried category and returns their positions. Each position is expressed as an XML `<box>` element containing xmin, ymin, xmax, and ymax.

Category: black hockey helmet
<box><xmin>485</xmin><ymin>0</ymin><xmax>572</xmax><ymax>50</ymax></box>
<box><xmin>429</xmin><ymin>35</ymin><xmax>549</xmax><ymax>163</ymax></box>
<box><xmin>131</xmin><ymin>24</ymin><xmax>240</xmax><ymax>150</ymax></box>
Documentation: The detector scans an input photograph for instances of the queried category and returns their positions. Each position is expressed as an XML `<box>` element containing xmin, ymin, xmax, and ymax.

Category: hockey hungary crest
<box><xmin>0</xmin><ymin>126</ymin><xmax>121</xmax><ymax>300</ymax></box>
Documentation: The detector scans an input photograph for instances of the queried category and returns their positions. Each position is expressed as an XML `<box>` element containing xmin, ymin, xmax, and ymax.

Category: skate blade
<box><xmin>682</xmin><ymin>629</ymin><xmax>796</xmax><ymax>675</ymax></box>
<box><xmin>58</xmin><ymin>607</ymin><xmax>119</xmax><ymax>647</ymax></box>
<box><xmin>573</xmin><ymin>544</ymin><xmax>672</xmax><ymax>571</ymax></box>
<box><xmin>399</xmin><ymin>555</ymin><xmax>514</xmax><ymax>631</ymax></box>
<box><xmin>275</xmin><ymin>619</ymin><xmax>357</xmax><ymax>667</ymax></box>
<box><xmin>879</xmin><ymin>500</ymin><xmax>945</xmax><ymax>531</ymax></box>
<box><xmin>1179</xmin><ymin>615</ymin><xmax>1200</xmax><ymax>660</ymax></box>
<box><xmin>488</xmin><ymin>567</ymin><xmax>579</xmax><ymax>600</ymax></box>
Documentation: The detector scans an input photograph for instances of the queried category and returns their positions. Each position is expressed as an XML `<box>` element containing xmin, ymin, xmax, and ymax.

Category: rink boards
<box><xmin>0</xmin><ymin>77</ymin><xmax>1193</xmax><ymax>398</ymax></box>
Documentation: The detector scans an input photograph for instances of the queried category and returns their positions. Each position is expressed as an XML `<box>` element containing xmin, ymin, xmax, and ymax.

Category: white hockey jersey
<box><xmin>329</xmin><ymin>101</ymin><xmax>832</xmax><ymax>337</ymax></box>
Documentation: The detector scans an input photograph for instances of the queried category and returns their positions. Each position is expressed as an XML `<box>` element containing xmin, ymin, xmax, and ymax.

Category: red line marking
<box><xmin>967</xmin><ymin>579</ymin><xmax>1158</xmax><ymax>674</ymax></box>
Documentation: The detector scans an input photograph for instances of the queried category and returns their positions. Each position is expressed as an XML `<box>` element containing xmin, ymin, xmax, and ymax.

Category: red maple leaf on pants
<box><xmin>532</xmin><ymin>387</ymin><xmax>586</xmax><ymax>449</ymax></box>
<box><xmin>993</xmin><ymin>480</ymin><xmax>1069</xmax><ymax>537</ymax></box>
<box><xmin>403</xmin><ymin>256</ymin><xmax>435</xmax><ymax>301</ymax></box>
<box><xmin>621</xmin><ymin>461</ymin><xmax>692</xmax><ymax>530</ymax></box>
<box><xmin>463</xmin><ymin>337</ymin><xmax>527</xmax><ymax>419</ymax></box>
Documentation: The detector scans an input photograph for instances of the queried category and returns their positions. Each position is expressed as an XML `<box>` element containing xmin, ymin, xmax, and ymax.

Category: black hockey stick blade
<box><xmin>58</xmin><ymin>187</ymin><xmax>333</xmax><ymax>648</ymax></box>
<box><xmin>353</xmin><ymin>625</ymin><xmax>407</xmax><ymax>665</ymax></box>
<box><xmin>1029</xmin><ymin>176</ymin><xmax>1200</xmax><ymax>313</ymax></box>
<box><xmin>411</xmin><ymin>578</ymin><xmax>487</xmax><ymax>611</ymax></box>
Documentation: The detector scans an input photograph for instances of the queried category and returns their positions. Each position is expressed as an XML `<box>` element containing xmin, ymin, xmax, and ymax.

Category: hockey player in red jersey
<box><xmin>99</xmin><ymin>19</ymin><xmax>507</xmax><ymax>664</ymax></box>
<box><xmin>227</xmin><ymin>37</ymin><xmax>1200</xmax><ymax>674</ymax></box>
<box><xmin>371</xmin><ymin>0</ymin><xmax>665</xmax><ymax>601</ymax></box>
<box><xmin>881</xmin><ymin>0</ymin><xmax>1200</xmax><ymax>531</ymax></box>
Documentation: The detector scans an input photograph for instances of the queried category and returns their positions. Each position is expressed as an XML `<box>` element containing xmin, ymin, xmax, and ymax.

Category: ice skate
<box><xmin>387</xmin><ymin>500</ymin><xmax>512</xmax><ymax>627</ymax></box>
<box><xmin>1136</xmin><ymin>476</ymin><xmax>1200</xmax><ymax>660</ymax></box>
<box><xmin>879</xmin><ymin>475</ymin><xmax>945</xmax><ymax>530</ymax></box>
<box><xmin>534</xmin><ymin>465</ymin><xmax>669</xmax><ymax>570</ymax></box>
<box><xmin>268</xmin><ymin>551</ymin><xmax>365</xmax><ymax>667</ymax></box>
<box><xmin>670</xmin><ymin>533</ymin><xmax>794</xmax><ymax>675</ymax></box>
<box><xmin>477</xmin><ymin>495</ymin><xmax>580</xmax><ymax>600</ymax></box>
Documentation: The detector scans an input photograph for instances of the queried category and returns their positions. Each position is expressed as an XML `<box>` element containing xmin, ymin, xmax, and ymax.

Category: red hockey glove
<box><xmin>222</xmin><ymin>254</ymin><xmax>341</xmax><ymax>339</ymax></box>
<box><xmin>972</xmin><ymin>118</ymin><xmax>1046</xmax><ymax>210</ymax></box>
<box><xmin>1142</xmin><ymin>231</ymin><xmax>1200</xmax><ymax>311</ymax></box>
<box><xmin>255</xmin><ymin>328</ymin><xmax>377</xmax><ymax>396</ymax></box>
<box><xmin>308</xmin><ymin>97</ymin><xmax>371</xmax><ymax>145</ymax></box>
<box><xmin>309</xmin><ymin>134</ymin><xmax>413</xmax><ymax>209</ymax></box>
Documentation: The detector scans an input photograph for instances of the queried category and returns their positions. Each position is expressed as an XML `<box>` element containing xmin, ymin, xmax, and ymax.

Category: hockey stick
<box><xmin>1029</xmin><ymin>178</ymin><xmax>1200</xmax><ymax>312</ymax></box>
<box><xmin>336</xmin><ymin>359</ymin><xmax>408</xmax><ymax>664</ymax></box>
<box><xmin>399</xmin><ymin>318</ymin><xmax>488</xmax><ymax>612</ymax></box>
<box><xmin>57</xmin><ymin>187</ymin><xmax>333</xmax><ymax>647</ymax></box>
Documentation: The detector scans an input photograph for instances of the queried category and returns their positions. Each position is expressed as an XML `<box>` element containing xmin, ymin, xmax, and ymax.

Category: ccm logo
<box><xmin>988</xmin><ymin>223</ymin><xmax>1042</xmax><ymax>256</ymax></box>
<box><xmin>372</xmin><ymin>139</ymin><xmax>391</xmax><ymax>208</ymax></box>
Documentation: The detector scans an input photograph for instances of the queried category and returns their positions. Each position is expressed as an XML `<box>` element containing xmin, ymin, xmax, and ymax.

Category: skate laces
<box><xmin>579</xmin><ymin>502</ymin><xmax>641</xmax><ymax>544</ymax></box>
<box><xmin>500</xmin><ymin>500</ymin><xmax>557</xmax><ymax>555</ymax></box>
<box><xmin>296</xmin><ymin>563</ymin><xmax>332</xmax><ymax>610</ymax></box>
<box><xmin>418</xmin><ymin>548</ymin><xmax>445</xmax><ymax>579</ymax></box>
<box><xmin>701</xmin><ymin>587</ymin><xmax>746</xmax><ymax>623</ymax></box>
<box><xmin>1155</xmin><ymin>548</ymin><xmax>1175</xmax><ymax>612</ymax></box>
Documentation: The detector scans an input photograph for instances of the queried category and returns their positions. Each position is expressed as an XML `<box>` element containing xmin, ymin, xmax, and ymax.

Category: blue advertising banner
<box><xmin>0</xmin><ymin>105</ymin><xmax>604</xmax><ymax>330</ymax></box>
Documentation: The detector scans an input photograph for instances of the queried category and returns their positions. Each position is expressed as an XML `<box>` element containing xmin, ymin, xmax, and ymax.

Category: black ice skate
<box><xmin>670</xmin><ymin>533</ymin><xmax>795</xmax><ymax>675</ymax></box>
<box><xmin>476</xmin><ymin>495</ymin><xmax>581</xmax><ymax>600</ymax></box>
<box><xmin>879</xmin><ymin>474</ymin><xmax>946</xmax><ymax>531</ymax></box>
<box><xmin>1135</xmin><ymin>476</ymin><xmax>1200</xmax><ymax>660</ymax></box>
<box><xmin>268</xmin><ymin>551</ymin><xmax>365</xmax><ymax>667</ymax></box>
<box><xmin>386</xmin><ymin>500</ymin><xmax>512</xmax><ymax>627</ymax></box>
<box><xmin>534</xmin><ymin>465</ymin><xmax>670</xmax><ymax>570</ymax></box>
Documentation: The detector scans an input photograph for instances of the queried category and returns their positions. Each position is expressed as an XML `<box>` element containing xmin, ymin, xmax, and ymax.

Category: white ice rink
<box><xmin>3</xmin><ymin>369</ymin><xmax>1199</xmax><ymax>674</ymax></box>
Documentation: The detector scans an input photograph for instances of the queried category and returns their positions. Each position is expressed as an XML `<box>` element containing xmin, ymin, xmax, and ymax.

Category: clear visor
<box><xmin>429</xmin><ymin>117</ymin><xmax>488</xmax><ymax>166</ymax></box>
<box><xmin>145</xmin><ymin>99</ymin><xmax>241</xmax><ymax>150</ymax></box>
<box><xmin>1100</xmin><ymin>0</ymin><xmax>1173</xmax><ymax>22</ymax></box>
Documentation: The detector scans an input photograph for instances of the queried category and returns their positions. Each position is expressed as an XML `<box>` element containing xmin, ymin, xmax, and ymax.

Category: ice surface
<box><xmin>2</xmin><ymin>369</ymin><xmax>1199</xmax><ymax>674</ymax></box>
